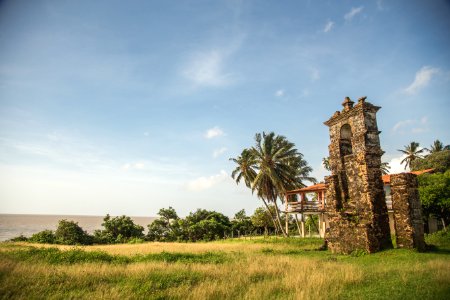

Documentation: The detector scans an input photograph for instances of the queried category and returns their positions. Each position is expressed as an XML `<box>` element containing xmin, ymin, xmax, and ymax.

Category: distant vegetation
<box><xmin>9</xmin><ymin>206</ymin><xmax>318</xmax><ymax>245</ymax></box>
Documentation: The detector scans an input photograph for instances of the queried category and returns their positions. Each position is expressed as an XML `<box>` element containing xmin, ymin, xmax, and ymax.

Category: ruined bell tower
<box><xmin>324</xmin><ymin>97</ymin><xmax>392</xmax><ymax>254</ymax></box>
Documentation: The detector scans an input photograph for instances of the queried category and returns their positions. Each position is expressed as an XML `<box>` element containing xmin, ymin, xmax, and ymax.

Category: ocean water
<box><xmin>0</xmin><ymin>214</ymin><xmax>156</xmax><ymax>241</ymax></box>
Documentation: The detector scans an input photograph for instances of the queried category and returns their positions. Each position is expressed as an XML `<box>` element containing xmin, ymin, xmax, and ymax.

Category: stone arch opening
<box><xmin>339</xmin><ymin>124</ymin><xmax>353</xmax><ymax>157</ymax></box>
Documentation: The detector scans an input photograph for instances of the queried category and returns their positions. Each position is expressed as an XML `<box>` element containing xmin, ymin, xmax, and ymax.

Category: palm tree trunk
<box><xmin>294</xmin><ymin>214</ymin><xmax>302</xmax><ymax>236</ymax></box>
<box><xmin>261</xmin><ymin>198</ymin><xmax>281</xmax><ymax>234</ymax></box>
<box><xmin>272</xmin><ymin>198</ymin><xmax>287</xmax><ymax>237</ymax></box>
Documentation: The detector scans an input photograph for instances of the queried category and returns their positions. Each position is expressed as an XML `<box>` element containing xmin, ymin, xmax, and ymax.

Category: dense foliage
<box><xmin>94</xmin><ymin>214</ymin><xmax>144</xmax><ymax>243</ymax></box>
<box><xmin>418</xmin><ymin>171</ymin><xmax>450</xmax><ymax>227</ymax></box>
<box><xmin>411</xmin><ymin>150</ymin><xmax>450</xmax><ymax>173</ymax></box>
<box><xmin>54</xmin><ymin>220</ymin><xmax>93</xmax><ymax>245</ymax></box>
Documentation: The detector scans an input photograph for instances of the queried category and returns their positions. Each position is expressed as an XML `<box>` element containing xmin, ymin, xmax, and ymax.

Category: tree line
<box><xmin>10</xmin><ymin>206</ymin><xmax>318</xmax><ymax>245</ymax></box>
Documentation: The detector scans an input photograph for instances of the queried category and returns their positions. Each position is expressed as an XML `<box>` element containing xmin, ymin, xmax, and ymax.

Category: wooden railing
<box><xmin>286</xmin><ymin>201</ymin><xmax>325</xmax><ymax>213</ymax></box>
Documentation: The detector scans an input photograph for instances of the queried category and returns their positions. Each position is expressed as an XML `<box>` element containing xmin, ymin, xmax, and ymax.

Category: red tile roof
<box><xmin>382</xmin><ymin>168</ymin><xmax>434</xmax><ymax>184</ymax></box>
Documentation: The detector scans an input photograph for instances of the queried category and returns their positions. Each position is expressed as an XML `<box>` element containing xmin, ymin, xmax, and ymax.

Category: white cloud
<box><xmin>182</xmin><ymin>50</ymin><xmax>232</xmax><ymax>87</ymax></box>
<box><xmin>122</xmin><ymin>162</ymin><xmax>145</xmax><ymax>170</ymax></box>
<box><xmin>392</xmin><ymin>119</ymin><xmax>415</xmax><ymax>132</ymax></box>
<box><xmin>323</xmin><ymin>21</ymin><xmax>334</xmax><ymax>33</ymax></box>
<box><xmin>275</xmin><ymin>89</ymin><xmax>285</xmax><ymax>97</ymax></box>
<box><xmin>392</xmin><ymin>116</ymin><xmax>428</xmax><ymax>134</ymax></box>
<box><xmin>310</xmin><ymin>68</ymin><xmax>320</xmax><ymax>81</ymax></box>
<box><xmin>387</xmin><ymin>154</ymin><xmax>409</xmax><ymax>173</ymax></box>
<box><xmin>403</xmin><ymin>66</ymin><xmax>439</xmax><ymax>94</ymax></box>
<box><xmin>213</xmin><ymin>147</ymin><xmax>227</xmax><ymax>158</ymax></box>
<box><xmin>205</xmin><ymin>126</ymin><xmax>224</xmax><ymax>139</ymax></box>
<box><xmin>344</xmin><ymin>6</ymin><xmax>364</xmax><ymax>21</ymax></box>
<box><xmin>186</xmin><ymin>170</ymin><xmax>228</xmax><ymax>191</ymax></box>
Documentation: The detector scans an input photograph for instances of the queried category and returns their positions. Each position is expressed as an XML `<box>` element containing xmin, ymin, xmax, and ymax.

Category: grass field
<box><xmin>1</xmin><ymin>234</ymin><xmax>449</xmax><ymax>299</ymax></box>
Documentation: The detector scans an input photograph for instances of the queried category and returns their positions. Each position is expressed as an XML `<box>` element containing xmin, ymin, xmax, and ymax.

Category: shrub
<box><xmin>9</xmin><ymin>235</ymin><xmax>29</xmax><ymax>242</ymax></box>
<box><xmin>54</xmin><ymin>219</ymin><xmax>93</xmax><ymax>245</ymax></box>
<box><xmin>95</xmin><ymin>214</ymin><xmax>144</xmax><ymax>243</ymax></box>
<box><xmin>29</xmin><ymin>230</ymin><xmax>56</xmax><ymax>244</ymax></box>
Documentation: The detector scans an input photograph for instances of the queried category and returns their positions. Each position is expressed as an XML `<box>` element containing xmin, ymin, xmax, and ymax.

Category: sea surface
<box><xmin>0</xmin><ymin>214</ymin><xmax>156</xmax><ymax>241</ymax></box>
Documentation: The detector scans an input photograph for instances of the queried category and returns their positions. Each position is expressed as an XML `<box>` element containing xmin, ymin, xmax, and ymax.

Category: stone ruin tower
<box><xmin>324</xmin><ymin>97</ymin><xmax>392</xmax><ymax>254</ymax></box>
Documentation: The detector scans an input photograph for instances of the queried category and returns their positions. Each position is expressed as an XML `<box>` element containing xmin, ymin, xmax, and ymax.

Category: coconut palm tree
<box><xmin>250</xmin><ymin>132</ymin><xmax>315</xmax><ymax>236</ymax></box>
<box><xmin>322</xmin><ymin>157</ymin><xmax>331</xmax><ymax>171</ymax></box>
<box><xmin>380</xmin><ymin>162</ymin><xmax>390</xmax><ymax>175</ymax></box>
<box><xmin>230</xmin><ymin>149</ymin><xmax>280</xmax><ymax>233</ymax></box>
<box><xmin>426</xmin><ymin>139</ymin><xmax>450</xmax><ymax>154</ymax></box>
<box><xmin>398</xmin><ymin>141</ymin><xmax>425</xmax><ymax>170</ymax></box>
<box><xmin>230</xmin><ymin>149</ymin><xmax>257</xmax><ymax>189</ymax></box>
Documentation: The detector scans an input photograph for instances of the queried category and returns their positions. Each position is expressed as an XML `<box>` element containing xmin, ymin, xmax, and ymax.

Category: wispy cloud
<box><xmin>182</xmin><ymin>50</ymin><xmax>233</xmax><ymax>87</ymax></box>
<box><xmin>122</xmin><ymin>162</ymin><xmax>145</xmax><ymax>170</ymax></box>
<box><xmin>205</xmin><ymin>126</ymin><xmax>224</xmax><ymax>139</ymax></box>
<box><xmin>403</xmin><ymin>66</ymin><xmax>440</xmax><ymax>94</ymax></box>
<box><xmin>186</xmin><ymin>170</ymin><xmax>228</xmax><ymax>191</ymax></box>
<box><xmin>323</xmin><ymin>21</ymin><xmax>334</xmax><ymax>33</ymax></box>
<box><xmin>213</xmin><ymin>147</ymin><xmax>227</xmax><ymax>158</ymax></box>
<box><xmin>310</xmin><ymin>68</ymin><xmax>320</xmax><ymax>81</ymax></box>
<box><xmin>392</xmin><ymin>116</ymin><xmax>428</xmax><ymax>134</ymax></box>
<box><xmin>344</xmin><ymin>6</ymin><xmax>364</xmax><ymax>21</ymax></box>
<box><xmin>275</xmin><ymin>89</ymin><xmax>285</xmax><ymax>97</ymax></box>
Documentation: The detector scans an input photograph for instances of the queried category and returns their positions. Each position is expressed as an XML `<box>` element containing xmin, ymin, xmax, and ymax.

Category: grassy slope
<box><xmin>0</xmin><ymin>235</ymin><xmax>449</xmax><ymax>300</ymax></box>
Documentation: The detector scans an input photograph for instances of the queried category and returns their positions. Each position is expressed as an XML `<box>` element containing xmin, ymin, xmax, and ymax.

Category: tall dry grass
<box><xmin>1</xmin><ymin>240</ymin><xmax>449</xmax><ymax>299</ymax></box>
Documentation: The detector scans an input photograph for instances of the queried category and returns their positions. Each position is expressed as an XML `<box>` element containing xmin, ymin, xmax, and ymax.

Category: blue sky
<box><xmin>1</xmin><ymin>0</ymin><xmax>449</xmax><ymax>217</ymax></box>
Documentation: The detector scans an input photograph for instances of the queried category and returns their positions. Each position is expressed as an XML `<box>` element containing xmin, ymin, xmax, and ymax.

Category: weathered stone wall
<box><xmin>391</xmin><ymin>173</ymin><xmax>425</xmax><ymax>251</ymax></box>
<box><xmin>324</xmin><ymin>97</ymin><xmax>392</xmax><ymax>254</ymax></box>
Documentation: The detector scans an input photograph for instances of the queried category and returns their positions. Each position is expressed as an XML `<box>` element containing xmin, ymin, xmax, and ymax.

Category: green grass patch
<box><xmin>425</xmin><ymin>230</ymin><xmax>450</xmax><ymax>248</ymax></box>
<box><xmin>123</xmin><ymin>270</ymin><xmax>204</xmax><ymax>297</ymax></box>
<box><xmin>0</xmin><ymin>247</ymin><xmax>227</xmax><ymax>265</ymax></box>
<box><xmin>135</xmin><ymin>251</ymin><xmax>226</xmax><ymax>264</ymax></box>
<box><xmin>219</xmin><ymin>236</ymin><xmax>324</xmax><ymax>247</ymax></box>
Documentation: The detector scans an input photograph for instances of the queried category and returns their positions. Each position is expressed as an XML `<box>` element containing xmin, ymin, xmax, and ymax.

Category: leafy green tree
<box><xmin>251</xmin><ymin>207</ymin><xmax>275</xmax><ymax>235</ymax></box>
<box><xmin>147</xmin><ymin>207</ymin><xmax>180</xmax><ymax>242</ymax></box>
<box><xmin>55</xmin><ymin>219</ymin><xmax>92</xmax><ymax>245</ymax></box>
<box><xmin>411</xmin><ymin>150</ymin><xmax>450</xmax><ymax>173</ymax></box>
<box><xmin>398</xmin><ymin>141</ymin><xmax>425</xmax><ymax>170</ymax></box>
<box><xmin>251</xmin><ymin>132</ymin><xmax>315</xmax><ymax>236</ymax></box>
<box><xmin>95</xmin><ymin>214</ymin><xmax>144</xmax><ymax>243</ymax></box>
<box><xmin>418</xmin><ymin>171</ymin><xmax>450</xmax><ymax>229</ymax></box>
<box><xmin>305</xmin><ymin>215</ymin><xmax>319</xmax><ymax>235</ymax></box>
<box><xmin>29</xmin><ymin>230</ymin><xmax>56</xmax><ymax>244</ymax></box>
<box><xmin>184</xmin><ymin>209</ymin><xmax>231</xmax><ymax>241</ymax></box>
<box><xmin>231</xmin><ymin>209</ymin><xmax>254</xmax><ymax>236</ymax></box>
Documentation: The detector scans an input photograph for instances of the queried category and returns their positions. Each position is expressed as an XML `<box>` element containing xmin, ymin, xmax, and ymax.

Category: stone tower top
<box><xmin>324</xmin><ymin>97</ymin><xmax>380</xmax><ymax>127</ymax></box>
<box><xmin>342</xmin><ymin>97</ymin><xmax>354</xmax><ymax>111</ymax></box>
